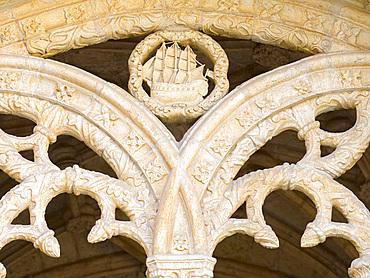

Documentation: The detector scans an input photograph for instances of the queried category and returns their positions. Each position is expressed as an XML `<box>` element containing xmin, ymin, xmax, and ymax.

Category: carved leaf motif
<box><xmin>255</xmin><ymin>22</ymin><xmax>331</xmax><ymax>53</ymax></box>
<box><xmin>260</xmin><ymin>1</ymin><xmax>284</xmax><ymax>21</ymax></box>
<box><xmin>336</xmin><ymin>21</ymin><xmax>361</xmax><ymax>44</ymax></box>
<box><xmin>172</xmin><ymin>0</ymin><xmax>196</xmax><ymax>8</ymax></box>
<box><xmin>144</xmin><ymin>158</ymin><xmax>167</xmax><ymax>184</ymax></box>
<box><xmin>20</xmin><ymin>17</ymin><xmax>46</xmax><ymax>37</ymax></box>
<box><xmin>210</xmin><ymin>137</ymin><xmax>232</xmax><ymax>156</ymax></box>
<box><xmin>54</xmin><ymin>84</ymin><xmax>75</xmax><ymax>101</ymax></box>
<box><xmin>340</xmin><ymin>70</ymin><xmax>362</xmax><ymax>88</ymax></box>
<box><xmin>293</xmin><ymin>79</ymin><xmax>312</xmax><ymax>95</ymax></box>
<box><xmin>123</xmin><ymin>131</ymin><xmax>145</xmax><ymax>153</ymax></box>
<box><xmin>304</xmin><ymin>10</ymin><xmax>329</xmax><ymax>34</ymax></box>
<box><xmin>192</xmin><ymin>162</ymin><xmax>214</xmax><ymax>184</ymax></box>
<box><xmin>64</xmin><ymin>4</ymin><xmax>88</xmax><ymax>24</ymax></box>
<box><xmin>255</xmin><ymin>94</ymin><xmax>280</xmax><ymax>115</ymax></box>
<box><xmin>173</xmin><ymin>234</ymin><xmax>188</xmax><ymax>252</ymax></box>
<box><xmin>0</xmin><ymin>73</ymin><xmax>19</xmax><ymax>90</ymax></box>
<box><xmin>218</xmin><ymin>0</ymin><xmax>240</xmax><ymax>12</ymax></box>
<box><xmin>0</xmin><ymin>25</ymin><xmax>15</xmax><ymax>43</ymax></box>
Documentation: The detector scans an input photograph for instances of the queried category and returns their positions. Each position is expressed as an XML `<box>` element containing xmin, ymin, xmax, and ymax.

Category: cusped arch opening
<box><xmin>212</xmin><ymin>231</ymin><xmax>350</xmax><ymax>278</ymax></box>
<box><xmin>235</xmin><ymin>130</ymin><xmax>306</xmax><ymax>179</ymax></box>
<box><xmin>11</xmin><ymin>209</ymin><xmax>30</xmax><ymax>225</ymax></box>
<box><xmin>335</xmin><ymin>138</ymin><xmax>370</xmax><ymax>210</ymax></box>
<box><xmin>49</xmin><ymin>135</ymin><xmax>117</xmax><ymax>179</ymax></box>
<box><xmin>316</xmin><ymin>108</ymin><xmax>356</xmax><ymax>133</ymax></box>
<box><xmin>0</xmin><ymin>169</ymin><xmax>17</xmax><ymax>199</ymax></box>
<box><xmin>215</xmin><ymin>189</ymin><xmax>357</xmax><ymax>277</ymax></box>
<box><xmin>0</xmin><ymin>114</ymin><xmax>36</xmax><ymax>137</ymax></box>
<box><xmin>309</xmin><ymin>237</ymin><xmax>359</xmax><ymax>277</ymax></box>
<box><xmin>263</xmin><ymin>189</ymin><xmax>316</xmax><ymax>247</ymax></box>
<box><xmin>43</xmin><ymin>193</ymin><xmax>147</xmax><ymax>277</ymax></box>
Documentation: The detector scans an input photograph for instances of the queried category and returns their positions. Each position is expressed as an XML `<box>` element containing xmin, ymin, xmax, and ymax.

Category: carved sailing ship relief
<box><xmin>128</xmin><ymin>30</ymin><xmax>229</xmax><ymax>123</ymax></box>
<box><xmin>143</xmin><ymin>42</ymin><xmax>209</xmax><ymax>106</ymax></box>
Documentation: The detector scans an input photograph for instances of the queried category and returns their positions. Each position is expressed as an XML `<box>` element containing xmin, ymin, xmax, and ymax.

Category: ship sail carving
<box><xmin>142</xmin><ymin>42</ymin><xmax>209</xmax><ymax>106</ymax></box>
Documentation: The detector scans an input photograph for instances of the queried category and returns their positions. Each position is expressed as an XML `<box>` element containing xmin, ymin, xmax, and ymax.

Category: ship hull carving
<box><xmin>128</xmin><ymin>30</ymin><xmax>229</xmax><ymax>123</ymax></box>
<box><xmin>143</xmin><ymin>42</ymin><xmax>209</xmax><ymax>105</ymax></box>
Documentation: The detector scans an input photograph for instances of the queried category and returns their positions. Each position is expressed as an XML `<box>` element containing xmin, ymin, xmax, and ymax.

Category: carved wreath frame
<box><xmin>128</xmin><ymin>29</ymin><xmax>229</xmax><ymax>122</ymax></box>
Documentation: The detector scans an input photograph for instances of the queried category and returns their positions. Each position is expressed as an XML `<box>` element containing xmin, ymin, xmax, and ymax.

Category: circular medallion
<box><xmin>128</xmin><ymin>29</ymin><xmax>229</xmax><ymax>123</ymax></box>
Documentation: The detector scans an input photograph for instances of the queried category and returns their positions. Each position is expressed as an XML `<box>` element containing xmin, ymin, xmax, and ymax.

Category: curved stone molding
<box><xmin>0</xmin><ymin>0</ymin><xmax>369</xmax><ymax>57</ymax></box>
<box><xmin>181</xmin><ymin>51</ymin><xmax>370</xmax><ymax>277</ymax></box>
<box><xmin>0</xmin><ymin>51</ymin><xmax>369</xmax><ymax>277</ymax></box>
<box><xmin>0</xmin><ymin>54</ymin><xmax>177</xmax><ymax>278</ymax></box>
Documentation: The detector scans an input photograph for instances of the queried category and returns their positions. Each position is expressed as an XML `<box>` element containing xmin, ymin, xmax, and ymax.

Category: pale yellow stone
<box><xmin>0</xmin><ymin>1</ymin><xmax>368</xmax><ymax>278</ymax></box>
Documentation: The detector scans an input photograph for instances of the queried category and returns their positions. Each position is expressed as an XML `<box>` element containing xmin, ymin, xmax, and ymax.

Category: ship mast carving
<box><xmin>142</xmin><ymin>42</ymin><xmax>209</xmax><ymax>106</ymax></box>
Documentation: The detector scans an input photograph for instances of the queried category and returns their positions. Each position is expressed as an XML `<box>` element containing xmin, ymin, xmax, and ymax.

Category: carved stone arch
<box><xmin>0</xmin><ymin>54</ymin><xmax>182</xmax><ymax>277</ymax></box>
<box><xmin>188</xmin><ymin>51</ymin><xmax>370</xmax><ymax>277</ymax></box>
<box><xmin>0</xmin><ymin>0</ymin><xmax>369</xmax><ymax>58</ymax></box>
<box><xmin>0</xmin><ymin>1</ymin><xmax>369</xmax><ymax>278</ymax></box>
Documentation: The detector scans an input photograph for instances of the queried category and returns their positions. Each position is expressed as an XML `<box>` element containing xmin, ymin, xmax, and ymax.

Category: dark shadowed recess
<box><xmin>219</xmin><ymin>189</ymin><xmax>357</xmax><ymax>278</ymax></box>
<box><xmin>235</xmin><ymin>130</ymin><xmax>306</xmax><ymax>179</ymax></box>
<box><xmin>49</xmin><ymin>135</ymin><xmax>117</xmax><ymax>178</ymax></box>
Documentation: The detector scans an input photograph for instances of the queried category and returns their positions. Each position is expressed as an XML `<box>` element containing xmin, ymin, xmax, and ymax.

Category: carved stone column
<box><xmin>146</xmin><ymin>255</ymin><xmax>216</xmax><ymax>278</ymax></box>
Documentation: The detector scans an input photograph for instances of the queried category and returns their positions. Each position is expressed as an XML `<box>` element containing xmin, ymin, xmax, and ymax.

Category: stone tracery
<box><xmin>0</xmin><ymin>1</ymin><xmax>369</xmax><ymax>277</ymax></box>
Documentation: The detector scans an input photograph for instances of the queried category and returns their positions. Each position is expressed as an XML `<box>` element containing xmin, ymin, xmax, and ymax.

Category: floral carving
<box><xmin>192</xmin><ymin>162</ymin><xmax>214</xmax><ymax>184</ymax></box>
<box><xmin>293</xmin><ymin>79</ymin><xmax>312</xmax><ymax>95</ymax></box>
<box><xmin>106</xmin><ymin>0</ymin><xmax>122</xmax><ymax>12</ymax></box>
<box><xmin>254</xmin><ymin>22</ymin><xmax>331</xmax><ymax>53</ymax></box>
<box><xmin>336</xmin><ymin>21</ymin><xmax>361</xmax><ymax>44</ymax></box>
<box><xmin>20</xmin><ymin>17</ymin><xmax>45</xmax><ymax>37</ymax></box>
<box><xmin>202</xmin><ymin>13</ymin><xmax>253</xmax><ymax>37</ymax></box>
<box><xmin>64</xmin><ymin>4</ymin><xmax>88</xmax><ymax>24</ymax></box>
<box><xmin>92</xmin><ymin>105</ymin><xmax>119</xmax><ymax>127</ymax></box>
<box><xmin>144</xmin><ymin>0</ymin><xmax>163</xmax><ymax>9</ymax></box>
<box><xmin>172</xmin><ymin>0</ymin><xmax>196</xmax><ymax>8</ymax></box>
<box><xmin>144</xmin><ymin>158</ymin><xmax>167</xmax><ymax>184</ymax></box>
<box><xmin>303</xmin><ymin>10</ymin><xmax>329</xmax><ymax>34</ymax></box>
<box><xmin>210</xmin><ymin>137</ymin><xmax>232</xmax><ymax>156</ymax></box>
<box><xmin>123</xmin><ymin>131</ymin><xmax>145</xmax><ymax>153</ymax></box>
<box><xmin>235</xmin><ymin>109</ymin><xmax>260</xmax><ymax>129</ymax></box>
<box><xmin>173</xmin><ymin>234</ymin><xmax>188</xmax><ymax>252</ymax></box>
<box><xmin>259</xmin><ymin>1</ymin><xmax>284</xmax><ymax>21</ymax></box>
<box><xmin>340</xmin><ymin>70</ymin><xmax>362</xmax><ymax>87</ymax></box>
<box><xmin>54</xmin><ymin>84</ymin><xmax>75</xmax><ymax>101</ymax></box>
<box><xmin>255</xmin><ymin>94</ymin><xmax>280</xmax><ymax>115</ymax></box>
<box><xmin>218</xmin><ymin>0</ymin><xmax>240</xmax><ymax>12</ymax></box>
<box><xmin>0</xmin><ymin>25</ymin><xmax>15</xmax><ymax>43</ymax></box>
<box><xmin>0</xmin><ymin>72</ymin><xmax>19</xmax><ymax>90</ymax></box>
